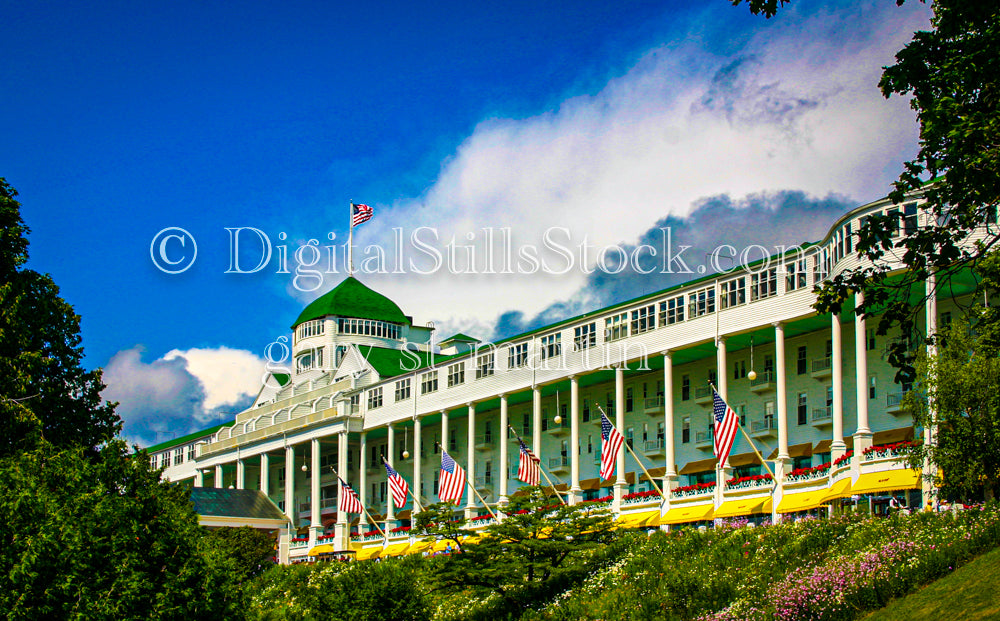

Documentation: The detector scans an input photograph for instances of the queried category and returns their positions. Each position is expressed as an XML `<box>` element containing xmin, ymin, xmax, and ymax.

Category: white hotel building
<box><xmin>150</xmin><ymin>188</ymin><xmax>975</xmax><ymax>562</ymax></box>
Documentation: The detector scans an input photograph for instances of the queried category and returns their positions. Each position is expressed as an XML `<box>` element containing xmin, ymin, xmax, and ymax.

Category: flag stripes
<box><xmin>351</xmin><ymin>203</ymin><xmax>373</xmax><ymax>226</ymax></box>
<box><xmin>599</xmin><ymin>411</ymin><xmax>624</xmax><ymax>480</ymax></box>
<box><xmin>712</xmin><ymin>388</ymin><xmax>740</xmax><ymax>466</ymax></box>
<box><xmin>517</xmin><ymin>439</ymin><xmax>540</xmax><ymax>486</ymax></box>
<box><xmin>438</xmin><ymin>449</ymin><xmax>466</xmax><ymax>504</ymax></box>
<box><xmin>383</xmin><ymin>459</ymin><xmax>409</xmax><ymax>508</ymax></box>
<box><xmin>338</xmin><ymin>476</ymin><xmax>363</xmax><ymax>515</ymax></box>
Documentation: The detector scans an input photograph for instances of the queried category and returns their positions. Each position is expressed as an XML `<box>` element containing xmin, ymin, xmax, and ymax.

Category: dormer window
<box><xmin>296</xmin><ymin>348</ymin><xmax>324</xmax><ymax>373</ymax></box>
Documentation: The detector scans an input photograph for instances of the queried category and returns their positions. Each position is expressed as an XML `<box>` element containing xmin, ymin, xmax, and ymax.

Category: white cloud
<box><xmin>103</xmin><ymin>345</ymin><xmax>265</xmax><ymax>447</ymax></box>
<box><xmin>319</xmin><ymin>1</ymin><xmax>930</xmax><ymax>342</ymax></box>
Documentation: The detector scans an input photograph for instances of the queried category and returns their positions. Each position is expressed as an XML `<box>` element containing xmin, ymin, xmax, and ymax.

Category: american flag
<box><xmin>517</xmin><ymin>439</ymin><xmax>540</xmax><ymax>486</ymax></box>
<box><xmin>338</xmin><ymin>476</ymin><xmax>363</xmax><ymax>515</ymax></box>
<box><xmin>383</xmin><ymin>459</ymin><xmax>409</xmax><ymax>508</ymax></box>
<box><xmin>351</xmin><ymin>203</ymin><xmax>374</xmax><ymax>226</ymax></box>
<box><xmin>712</xmin><ymin>388</ymin><xmax>740</xmax><ymax>466</ymax></box>
<box><xmin>438</xmin><ymin>449</ymin><xmax>466</xmax><ymax>505</ymax></box>
<box><xmin>599</xmin><ymin>411</ymin><xmax>623</xmax><ymax>480</ymax></box>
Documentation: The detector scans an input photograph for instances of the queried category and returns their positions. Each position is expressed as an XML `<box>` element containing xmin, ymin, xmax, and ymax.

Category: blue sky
<box><xmin>1</xmin><ymin>1</ymin><xmax>932</xmax><ymax>445</ymax></box>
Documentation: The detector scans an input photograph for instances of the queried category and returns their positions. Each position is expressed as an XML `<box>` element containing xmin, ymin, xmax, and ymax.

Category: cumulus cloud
<box><xmin>103</xmin><ymin>345</ymin><xmax>265</xmax><ymax>447</ymax></box>
<box><xmin>295</xmin><ymin>0</ymin><xmax>930</xmax><ymax>344</ymax></box>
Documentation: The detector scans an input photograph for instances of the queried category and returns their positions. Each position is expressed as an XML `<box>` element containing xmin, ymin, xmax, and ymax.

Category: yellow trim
<box><xmin>355</xmin><ymin>546</ymin><xmax>382</xmax><ymax>561</ymax></box>
<box><xmin>661</xmin><ymin>503</ymin><xmax>715</xmax><ymax>524</ymax></box>
<box><xmin>407</xmin><ymin>539</ymin><xmax>434</xmax><ymax>555</ymax></box>
<box><xmin>821</xmin><ymin>477</ymin><xmax>852</xmax><ymax>502</ymax></box>
<box><xmin>381</xmin><ymin>542</ymin><xmax>410</xmax><ymax>557</ymax></box>
<box><xmin>308</xmin><ymin>543</ymin><xmax>337</xmax><ymax>556</ymax></box>
<box><xmin>615</xmin><ymin>510</ymin><xmax>660</xmax><ymax>529</ymax></box>
<box><xmin>431</xmin><ymin>539</ymin><xmax>458</xmax><ymax>552</ymax></box>
<box><xmin>715</xmin><ymin>497</ymin><xmax>772</xmax><ymax>519</ymax></box>
<box><xmin>776</xmin><ymin>489</ymin><xmax>827</xmax><ymax>513</ymax></box>
<box><xmin>851</xmin><ymin>469</ymin><xmax>921</xmax><ymax>495</ymax></box>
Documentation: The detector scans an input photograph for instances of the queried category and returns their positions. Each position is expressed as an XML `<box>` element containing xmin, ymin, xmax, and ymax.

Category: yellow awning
<box><xmin>777</xmin><ymin>489</ymin><xmax>828</xmax><ymax>513</ymax></box>
<box><xmin>661</xmin><ymin>503</ymin><xmax>715</xmax><ymax>524</ymax></box>
<box><xmin>821</xmin><ymin>477</ymin><xmax>852</xmax><ymax>502</ymax></box>
<box><xmin>715</xmin><ymin>497</ymin><xmax>772</xmax><ymax>519</ymax></box>
<box><xmin>615</xmin><ymin>510</ymin><xmax>660</xmax><ymax>529</ymax></box>
<box><xmin>851</xmin><ymin>469</ymin><xmax>921</xmax><ymax>495</ymax></box>
<box><xmin>431</xmin><ymin>539</ymin><xmax>458</xmax><ymax>552</ymax></box>
<box><xmin>407</xmin><ymin>539</ymin><xmax>434</xmax><ymax>555</ymax></box>
<box><xmin>355</xmin><ymin>546</ymin><xmax>382</xmax><ymax>561</ymax></box>
<box><xmin>308</xmin><ymin>543</ymin><xmax>337</xmax><ymax>556</ymax></box>
<box><xmin>381</xmin><ymin>542</ymin><xmax>410</xmax><ymax>557</ymax></box>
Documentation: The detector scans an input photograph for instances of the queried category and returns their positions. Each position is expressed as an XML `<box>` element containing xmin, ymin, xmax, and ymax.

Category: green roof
<box><xmin>189</xmin><ymin>488</ymin><xmax>288</xmax><ymax>522</ymax></box>
<box><xmin>441</xmin><ymin>332</ymin><xmax>481</xmax><ymax>344</ymax></box>
<box><xmin>292</xmin><ymin>276</ymin><xmax>408</xmax><ymax>329</ymax></box>
<box><xmin>144</xmin><ymin>421</ymin><xmax>233</xmax><ymax>453</ymax></box>
<box><xmin>357</xmin><ymin>345</ymin><xmax>454</xmax><ymax>379</ymax></box>
<box><xmin>272</xmin><ymin>373</ymin><xmax>290</xmax><ymax>387</ymax></box>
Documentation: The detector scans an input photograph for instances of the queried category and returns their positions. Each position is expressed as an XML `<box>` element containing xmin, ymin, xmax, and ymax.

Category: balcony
<box><xmin>749</xmin><ymin>370</ymin><xmax>775</xmax><ymax>393</ymax></box>
<box><xmin>474</xmin><ymin>434</ymin><xmax>495</xmax><ymax>451</ymax></box>
<box><xmin>548</xmin><ymin>455</ymin><xmax>571</xmax><ymax>474</ymax></box>
<box><xmin>643</xmin><ymin>438</ymin><xmax>666</xmax><ymax>457</ymax></box>
<box><xmin>750</xmin><ymin>417</ymin><xmax>777</xmax><ymax>439</ymax></box>
<box><xmin>811</xmin><ymin>357</ymin><xmax>832</xmax><ymax>378</ymax></box>
<box><xmin>695</xmin><ymin>431</ymin><xmax>713</xmax><ymax>450</ymax></box>
<box><xmin>545</xmin><ymin>422</ymin><xmax>571</xmax><ymax>437</ymax></box>
<box><xmin>694</xmin><ymin>386</ymin><xmax>713</xmax><ymax>405</ymax></box>
<box><xmin>811</xmin><ymin>406</ymin><xmax>832</xmax><ymax>428</ymax></box>
<box><xmin>886</xmin><ymin>391</ymin><xmax>908</xmax><ymax>415</ymax></box>
<box><xmin>643</xmin><ymin>396</ymin><xmax>665</xmax><ymax>415</ymax></box>
<box><xmin>474</xmin><ymin>475</ymin><xmax>494</xmax><ymax>492</ymax></box>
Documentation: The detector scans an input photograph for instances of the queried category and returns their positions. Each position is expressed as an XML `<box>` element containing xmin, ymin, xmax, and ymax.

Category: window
<box><xmin>682</xmin><ymin>417</ymin><xmax>690</xmax><ymax>443</ymax></box>
<box><xmin>582</xmin><ymin>400</ymin><xmax>591</xmax><ymax>422</ymax></box>
<box><xmin>447</xmin><ymin>362</ymin><xmax>465</xmax><ymax>387</ymax></box>
<box><xmin>626</xmin><ymin>387</ymin><xmax>634</xmax><ymax>413</ymax></box>
<box><xmin>630</xmin><ymin>304</ymin><xmax>656</xmax><ymax>334</ymax></box>
<box><xmin>689</xmin><ymin>286</ymin><xmax>716</xmax><ymax>317</ymax></box>
<box><xmin>542</xmin><ymin>409</ymin><xmax>549</xmax><ymax>432</ymax></box>
<box><xmin>812</xmin><ymin>251</ymin><xmax>828</xmax><ymax>283</ymax></box>
<box><xmin>656</xmin><ymin>422</ymin><xmax>665</xmax><ymax>442</ymax></box>
<box><xmin>903</xmin><ymin>203</ymin><xmax>918</xmax><ymax>235</ymax></box>
<box><xmin>604</xmin><ymin>312</ymin><xmax>628</xmax><ymax>341</ymax></box>
<box><xmin>540</xmin><ymin>333</ymin><xmax>561</xmax><ymax>359</ymax></box>
<box><xmin>574</xmin><ymin>323</ymin><xmax>597</xmax><ymax>350</ymax></box>
<box><xmin>797</xmin><ymin>393</ymin><xmax>807</xmax><ymax>425</ymax></box>
<box><xmin>845</xmin><ymin>222</ymin><xmax>853</xmax><ymax>253</ymax></box>
<box><xmin>734</xmin><ymin>360</ymin><xmax>747</xmax><ymax>380</ymax></box>
<box><xmin>162</xmin><ymin>452</ymin><xmax>171</xmax><ymax>468</ymax></box>
<box><xmin>433</xmin><ymin>434</ymin><xmax>440</xmax><ymax>455</ymax></box>
<box><xmin>434</xmin><ymin>471</ymin><xmax>440</xmax><ymax>495</ymax></box>
<box><xmin>296</xmin><ymin>347</ymin><xmax>323</xmax><ymax>373</ymax></box>
<box><xmin>786</xmin><ymin>258</ymin><xmax>807</xmax><ymax>291</ymax></box>
<box><xmin>659</xmin><ymin>295</ymin><xmax>685</xmax><ymax>326</ymax></box>
<box><xmin>720</xmin><ymin>277</ymin><xmax>746</xmax><ymax>309</ymax></box>
<box><xmin>187</xmin><ymin>444</ymin><xmax>196</xmax><ymax>461</ymax></box>
<box><xmin>476</xmin><ymin>351</ymin><xmax>495</xmax><ymax>379</ymax></box>
<box><xmin>368</xmin><ymin>387</ymin><xmax>383</xmax><ymax>410</ymax></box>
<box><xmin>337</xmin><ymin>318</ymin><xmax>401</xmax><ymax>339</ymax></box>
<box><xmin>174</xmin><ymin>447</ymin><xmax>183</xmax><ymax>465</ymax></box>
<box><xmin>681</xmin><ymin>375</ymin><xmax>690</xmax><ymax>401</ymax></box>
<box><xmin>866</xmin><ymin>328</ymin><xmax>877</xmax><ymax>351</ymax></box>
<box><xmin>625</xmin><ymin>427</ymin><xmax>634</xmax><ymax>449</ymax></box>
<box><xmin>869</xmin><ymin>375</ymin><xmax>877</xmax><ymax>399</ymax></box>
<box><xmin>751</xmin><ymin>269</ymin><xmax>777</xmax><ymax>301</ymax></box>
<box><xmin>394</xmin><ymin>378</ymin><xmax>411</xmax><ymax>402</ymax></box>
<box><xmin>508</xmin><ymin>342</ymin><xmax>528</xmax><ymax>368</ymax></box>
<box><xmin>587</xmin><ymin>434</ymin><xmax>593</xmax><ymax>454</ymax></box>
<box><xmin>764</xmin><ymin>355</ymin><xmax>774</xmax><ymax>374</ymax></box>
<box><xmin>522</xmin><ymin>413</ymin><xmax>530</xmax><ymax>437</ymax></box>
<box><xmin>941</xmin><ymin>311</ymin><xmax>952</xmax><ymax>328</ymax></box>
<box><xmin>296</xmin><ymin>319</ymin><xmax>325</xmax><ymax>341</ymax></box>
<box><xmin>764</xmin><ymin>400</ymin><xmax>775</xmax><ymax>423</ymax></box>
<box><xmin>449</xmin><ymin>428</ymin><xmax>458</xmax><ymax>452</ymax></box>
<box><xmin>421</xmin><ymin>370</ymin><xmax>439</xmax><ymax>394</ymax></box>
<box><xmin>797</xmin><ymin>346</ymin><xmax>807</xmax><ymax>375</ymax></box>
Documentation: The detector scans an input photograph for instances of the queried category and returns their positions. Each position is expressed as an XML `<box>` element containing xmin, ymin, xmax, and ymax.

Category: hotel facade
<box><xmin>150</xmin><ymin>188</ymin><xmax>974</xmax><ymax>562</ymax></box>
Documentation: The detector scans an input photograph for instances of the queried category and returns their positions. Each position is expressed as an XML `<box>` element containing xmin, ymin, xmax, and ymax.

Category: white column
<box><xmin>663</xmin><ymin>351</ymin><xmax>676</xmax><ymax>486</ymax></box>
<box><xmin>236</xmin><ymin>458</ymin><xmax>246</xmax><ymax>490</ymax></box>
<box><xmin>336</xmin><ymin>431</ymin><xmax>348</xmax><ymax>544</ymax></box>
<box><xmin>570</xmin><ymin>376</ymin><xmax>582</xmax><ymax>504</ymax></box>
<box><xmin>832</xmin><ymin>313</ymin><xmax>846</xmax><ymax>459</ymax></box>
<box><xmin>716</xmin><ymin>337</ymin><xmax>729</xmax><ymax>495</ymax></box>
<box><xmin>499</xmin><ymin>394</ymin><xmax>509</xmax><ymax>504</ymax></box>
<box><xmin>413</xmin><ymin>416</ymin><xmax>422</xmax><ymax>512</ymax></box>
<box><xmin>466</xmin><ymin>403</ymin><xmax>477</xmax><ymax>515</ymax></box>
<box><xmin>440</xmin><ymin>409</ymin><xmax>449</xmax><ymax>458</ymax></box>
<box><xmin>260</xmin><ymin>452</ymin><xmax>270</xmax><ymax>495</ymax></box>
<box><xmin>923</xmin><ymin>271</ymin><xmax>938</xmax><ymax>504</ymax></box>
<box><xmin>855</xmin><ymin>292</ymin><xmax>872</xmax><ymax>438</ymax></box>
<box><xmin>284</xmin><ymin>444</ymin><xmax>296</xmax><ymax>524</ymax></box>
<box><xmin>386</xmin><ymin>424</ymin><xmax>396</xmax><ymax>522</ymax></box>
<box><xmin>775</xmin><ymin>323</ymin><xmax>789</xmax><ymax>460</ymax></box>
<box><xmin>310</xmin><ymin>438</ymin><xmax>321</xmax><ymax>535</ymax></box>
<box><xmin>359</xmin><ymin>432</ymin><xmax>368</xmax><ymax>527</ymax></box>
<box><xmin>215</xmin><ymin>464</ymin><xmax>224</xmax><ymax>489</ymax></box>
<box><xmin>532</xmin><ymin>386</ymin><xmax>542</xmax><ymax>460</ymax></box>
<box><xmin>194</xmin><ymin>469</ymin><xmax>204</xmax><ymax>488</ymax></box>
<box><xmin>614</xmin><ymin>365</ymin><xmax>626</xmax><ymax>509</ymax></box>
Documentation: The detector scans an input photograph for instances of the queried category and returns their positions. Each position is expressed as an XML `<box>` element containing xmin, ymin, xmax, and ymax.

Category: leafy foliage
<box><xmin>0</xmin><ymin>178</ymin><xmax>120</xmax><ymax>456</ymax></box>
<box><xmin>903</xmin><ymin>315</ymin><xmax>1000</xmax><ymax>501</ymax></box>
<box><xmin>412</xmin><ymin>502</ymin><xmax>473</xmax><ymax>553</ymax></box>
<box><xmin>0</xmin><ymin>441</ymin><xmax>241</xmax><ymax>619</ymax></box>
<box><xmin>204</xmin><ymin>526</ymin><xmax>278</xmax><ymax>584</ymax></box>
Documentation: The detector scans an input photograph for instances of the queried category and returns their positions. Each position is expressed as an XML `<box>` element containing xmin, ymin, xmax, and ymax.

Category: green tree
<box><xmin>0</xmin><ymin>440</ymin><xmax>242</xmax><ymax>619</ymax></box>
<box><xmin>412</xmin><ymin>501</ymin><xmax>472</xmax><ymax>553</ymax></box>
<box><xmin>422</xmin><ymin>487</ymin><xmax>617</xmax><ymax>611</ymax></box>
<box><xmin>204</xmin><ymin>525</ymin><xmax>278</xmax><ymax>584</ymax></box>
<box><xmin>0</xmin><ymin>178</ymin><xmax>120</xmax><ymax>456</ymax></box>
<box><xmin>733</xmin><ymin>2</ymin><xmax>1000</xmax><ymax>383</ymax></box>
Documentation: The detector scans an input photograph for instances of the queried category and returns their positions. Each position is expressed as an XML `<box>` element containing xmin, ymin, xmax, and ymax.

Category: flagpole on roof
<box><xmin>507</xmin><ymin>425</ymin><xmax>568</xmax><ymax>505</ymax></box>
<box><xmin>348</xmin><ymin>200</ymin><xmax>354</xmax><ymax>276</ymax></box>
<box><xmin>595</xmin><ymin>404</ymin><xmax>667</xmax><ymax>501</ymax></box>
<box><xmin>332</xmin><ymin>467</ymin><xmax>387</xmax><ymax>545</ymax></box>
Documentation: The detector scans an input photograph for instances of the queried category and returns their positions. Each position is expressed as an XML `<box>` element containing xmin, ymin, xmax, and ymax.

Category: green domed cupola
<box><xmin>292</xmin><ymin>277</ymin><xmax>409</xmax><ymax>329</ymax></box>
